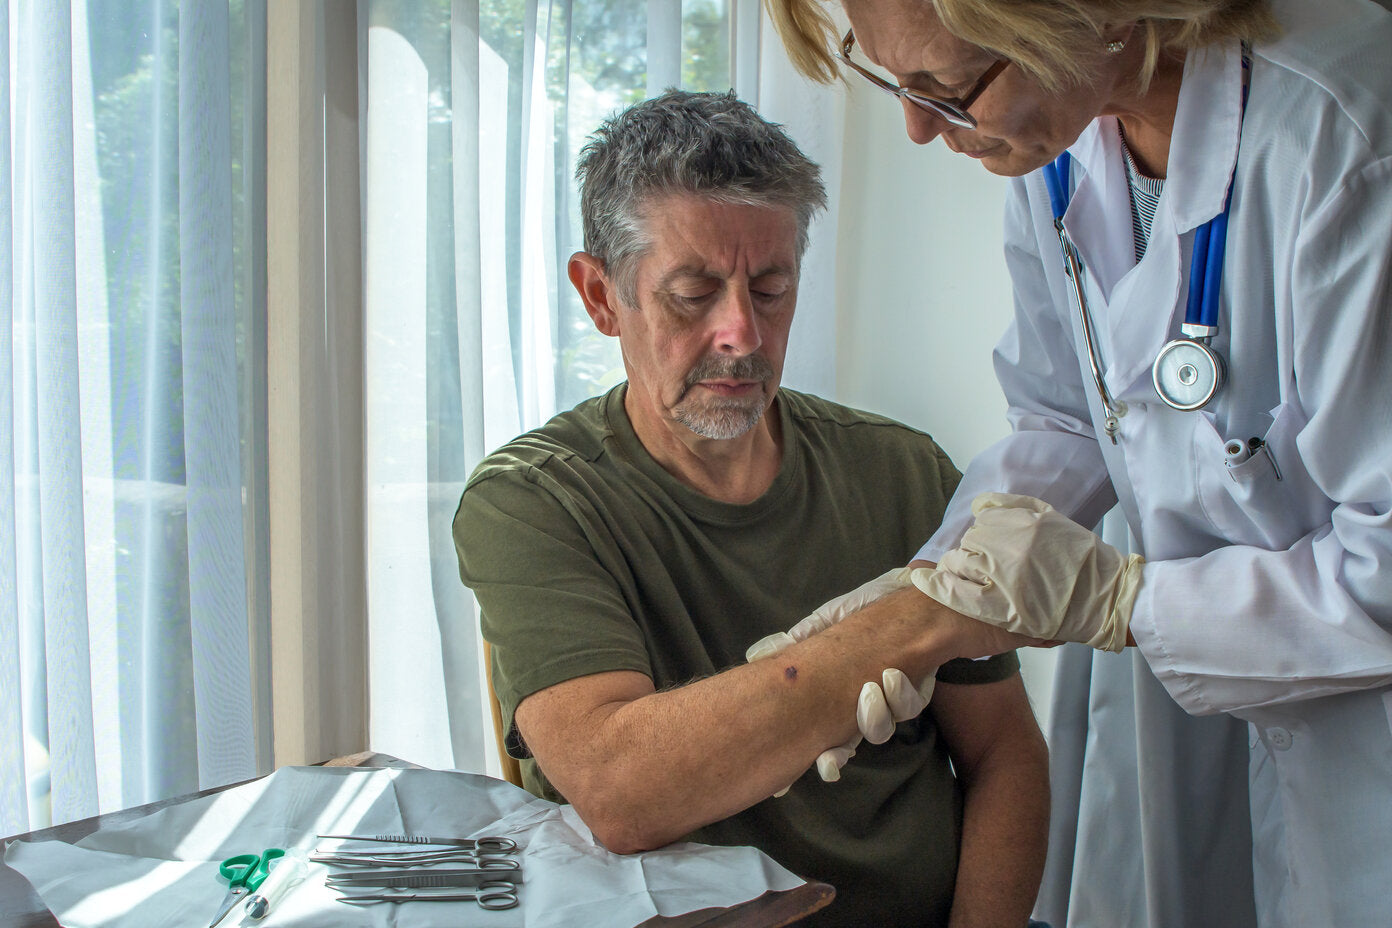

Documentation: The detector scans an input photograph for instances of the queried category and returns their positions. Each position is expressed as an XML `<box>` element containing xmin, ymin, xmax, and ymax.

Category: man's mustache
<box><xmin>683</xmin><ymin>354</ymin><xmax>774</xmax><ymax>390</ymax></box>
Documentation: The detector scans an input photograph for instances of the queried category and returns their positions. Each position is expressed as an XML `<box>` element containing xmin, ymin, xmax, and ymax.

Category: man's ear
<box><xmin>568</xmin><ymin>252</ymin><xmax>621</xmax><ymax>337</ymax></box>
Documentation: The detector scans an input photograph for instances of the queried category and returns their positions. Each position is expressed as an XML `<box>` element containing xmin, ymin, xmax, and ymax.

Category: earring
<box><xmin>1105</xmin><ymin>40</ymin><xmax>1126</xmax><ymax>54</ymax></box>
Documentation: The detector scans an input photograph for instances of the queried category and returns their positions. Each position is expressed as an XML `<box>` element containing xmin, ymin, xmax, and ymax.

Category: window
<box><xmin>360</xmin><ymin>0</ymin><xmax>745</xmax><ymax>772</ymax></box>
<box><xmin>2</xmin><ymin>0</ymin><xmax>268</xmax><ymax>832</ymax></box>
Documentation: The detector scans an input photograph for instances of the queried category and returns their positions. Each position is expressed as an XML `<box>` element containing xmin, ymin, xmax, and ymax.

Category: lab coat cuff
<box><xmin>1128</xmin><ymin>560</ymin><xmax>1221</xmax><ymax>716</ymax></box>
<box><xmin>915</xmin><ymin>513</ymin><xmax>973</xmax><ymax>564</ymax></box>
<box><xmin>914</xmin><ymin>538</ymin><xmax>951</xmax><ymax>564</ymax></box>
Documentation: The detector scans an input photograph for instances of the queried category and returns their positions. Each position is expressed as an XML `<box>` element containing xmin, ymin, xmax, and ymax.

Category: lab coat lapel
<box><xmin>1168</xmin><ymin>42</ymin><xmax>1247</xmax><ymax>234</ymax></box>
<box><xmin>1059</xmin><ymin>120</ymin><xmax>1175</xmax><ymax>399</ymax></box>
<box><xmin>1067</xmin><ymin>43</ymin><xmax>1248</xmax><ymax>398</ymax></box>
<box><xmin>1100</xmin><ymin>209</ymin><xmax>1183</xmax><ymax>399</ymax></box>
<box><xmin>1059</xmin><ymin>118</ymin><xmax>1132</xmax><ymax>304</ymax></box>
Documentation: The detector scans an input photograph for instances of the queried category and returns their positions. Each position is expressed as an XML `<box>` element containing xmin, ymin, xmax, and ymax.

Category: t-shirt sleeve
<box><xmin>453</xmin><ymin>463</ymin><xmax>651</xmax><ymax>756</ymax></box>
<box><xmin>935</xmin><ymin>652</ymin><xmax>1020</xmax><ymax>685</ymax></box>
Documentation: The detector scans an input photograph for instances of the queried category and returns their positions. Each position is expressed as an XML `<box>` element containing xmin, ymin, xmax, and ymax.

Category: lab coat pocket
<box><xmin>1192</xmin><ymin>403</ymin><xmax>1319</xmax><ymax>550</ymax></box>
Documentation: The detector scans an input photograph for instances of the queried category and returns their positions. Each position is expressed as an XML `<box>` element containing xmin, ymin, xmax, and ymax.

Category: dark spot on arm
<box><xmin>784</xmin><ymin>665</ymin><xmax>798</xmax><ymax>681</ymax></box>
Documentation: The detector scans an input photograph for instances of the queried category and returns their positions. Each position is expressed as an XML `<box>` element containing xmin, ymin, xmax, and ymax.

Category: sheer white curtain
<box><xmin>356</xmin><ymin>0</ymin><xmax>844</xmax><ymax>772</ymax></box>
<box><xmin>0</xmin><ymin>0</ymin><xmax>269</xmax><ymax>834</ymax></box>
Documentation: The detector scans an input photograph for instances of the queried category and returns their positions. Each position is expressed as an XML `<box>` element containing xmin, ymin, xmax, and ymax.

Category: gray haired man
<box><xmin>454</xmin><ymin>91</ymin><xmax>1048</xmax><ymax>927</ymax></box>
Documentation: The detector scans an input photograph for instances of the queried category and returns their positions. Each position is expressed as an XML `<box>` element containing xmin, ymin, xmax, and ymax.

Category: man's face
<box><xmin>610</xmin><ymin>195</ymin><xmax>800</xmax><ymax>443</ymax></box>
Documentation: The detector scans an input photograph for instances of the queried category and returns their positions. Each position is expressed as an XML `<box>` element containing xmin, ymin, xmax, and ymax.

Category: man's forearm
<box><xmin>532</xmin><ymin>663</ymin><xmax>854</xmax><ymax>852</ymax></box>
<box><xmin>517</xmin><ymin>588</ymin><xmax>954</xmax><ymax>852</ymax></box>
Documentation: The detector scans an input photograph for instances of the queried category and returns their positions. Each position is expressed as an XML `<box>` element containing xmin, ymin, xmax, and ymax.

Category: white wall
<box><xmin>833</xmin><ymin>85</ymin><xmax>1013</xmax><ymax>463</ymax></box>
<box><xmin>831</xmin><ymin>83</ymin><xmax>1057</xmax><ymax>723</ymax></box>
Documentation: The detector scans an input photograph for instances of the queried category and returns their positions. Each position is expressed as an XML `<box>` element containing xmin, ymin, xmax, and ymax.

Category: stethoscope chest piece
<box><xmin>1153</xmin><ymin>337</ymin><xmax>1225</xmax><ymax>410</ymax></box>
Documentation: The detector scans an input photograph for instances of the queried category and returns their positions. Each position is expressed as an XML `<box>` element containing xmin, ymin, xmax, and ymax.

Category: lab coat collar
<box><xmin>1053</xmin><ymin>41</ymin><xmax>1247</xmax><ymax>398</ymax></box>
<box><xmin>1058</xmin><ymin>117</ymin><xmax>1131</xmax><ymax>303</ymax></box>
<box><xmin>1060</xmin><ymin>38</ymin><xmax>1246</xmax><ymax>255</ymax></box>
<box><xmin>1165</xmin><ymin>40</ymin><xmax>1246</xmax><ymax>234</ymax></box>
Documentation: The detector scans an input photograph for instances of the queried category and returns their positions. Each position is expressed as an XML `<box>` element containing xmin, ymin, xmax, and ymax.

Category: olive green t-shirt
<box><xmin>453</xmin><ymin>385</ymin><xmax>1019</xmax><ymax>927</ymax></box>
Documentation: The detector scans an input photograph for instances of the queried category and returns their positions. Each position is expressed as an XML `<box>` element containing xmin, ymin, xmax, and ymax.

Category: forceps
<box><xmin>337</xmin><ymin>880</ymin><xmax>519</xmax><ymax>909</ymax></box>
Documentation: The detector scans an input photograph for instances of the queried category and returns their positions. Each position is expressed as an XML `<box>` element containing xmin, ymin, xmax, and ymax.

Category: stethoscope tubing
<box><xmin>1041</xmin><ymin>45</ymin><xmax>1250</xmax><ymax>427</ymax></box>
<box><xmin>1055</xmin><ymin>216</ymin><xmax>1127</xmax><ymax>441</ymax></box>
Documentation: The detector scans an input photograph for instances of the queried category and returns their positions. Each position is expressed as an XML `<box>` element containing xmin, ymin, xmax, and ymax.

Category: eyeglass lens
<box><xmin>836</xmin><ymin>29</ymin><xmax>1006</xmax><ymax>130</ymax></box>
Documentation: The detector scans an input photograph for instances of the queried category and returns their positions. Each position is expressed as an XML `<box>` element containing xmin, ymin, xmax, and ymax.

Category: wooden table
<box><xmin>0</xmin><ymin>753</ymin><xmax>833</xmax><ymax>927</ymax></box>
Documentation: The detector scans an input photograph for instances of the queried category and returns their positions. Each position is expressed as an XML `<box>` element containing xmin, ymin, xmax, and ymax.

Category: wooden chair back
<box><xmin>483</xmin><ymin>639</ymin><xmax>525</xmax><ymax>788</ymax></box>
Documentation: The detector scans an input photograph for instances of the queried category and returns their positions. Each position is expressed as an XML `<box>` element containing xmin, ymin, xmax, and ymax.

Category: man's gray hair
<box><xmin>576</xmin><ymin>89</ymin><xmax>827</xmax><ymax>306</ymax></box>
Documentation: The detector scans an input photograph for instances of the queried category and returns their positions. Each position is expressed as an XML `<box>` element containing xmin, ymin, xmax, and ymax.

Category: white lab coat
<box><xmin>918</xmin><ymin>1</ymin><xmax>1392</xmax><ymax>925</ymax></box>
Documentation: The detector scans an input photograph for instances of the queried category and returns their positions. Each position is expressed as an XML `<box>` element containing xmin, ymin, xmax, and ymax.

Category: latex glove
<box><xmin>814</xmin><ymin>733</ymin><xmax>860</xmax><ymax>785</ymax></box>
<box><xmin>915</xmin><ymin>492</ymin><xmax>1143</xmax><ymax>653</ymax></box>
<box><xmin>858</xmin><ymin>668</ymin><xmax>936</xmax><ymax>744</ymax></box>
<box><xmin>745</xmin><ymin>568</ymin><xmax>937</xmax><ymax>788</ymax></box>
<box><xmin>809</xmin><ymin>670</ymin><xmax>937</xmax><ymax>786</ymax></box>
<box><xmin>746</xmin><ymin>567</ymin><xmax>917</xmax><ymax>661</ymax></box>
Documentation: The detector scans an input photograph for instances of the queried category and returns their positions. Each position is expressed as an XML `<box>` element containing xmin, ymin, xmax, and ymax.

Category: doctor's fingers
<box><xmin>786</xmin><ymin>609</ymin><xmax>839</xmax><ymax>643</ymax></box>
<box><xmin>803</xmin><ymin>567</ymin><xmax>917</xmax><ymax>630</ymax></box>
<box><xmin>816</xmin><ymin>735</ymin><xmax>861</xmax><ymax>782</ymax></box>
<box><xmin>920</xmin><ymin>567</ymin><xmax>1015</xmax><ymax>626</ymax></box>
<box><xmin>855</xmin><ymin>669</ymin><xmax>937</xmax><ymax>747</ymax></box>
<box><xmin>753</xmin><ymin>568</ymin><xmax>915</xmax><ymax>661</ymax></box>
<box><xmin>881</xmin><ymin>669</ymin><xmax>935</xmax><ymax>722</ymax></box>
<box><xmin>929</xmin><ymin>546</ymin><xmax>996</xmax><ymax>587</ymax></box>
<box><xmin>964</xmin><ymin>502</ymin><xmax>1055</xmax><ymax>546</ymax></box>
<box><xmin>745</xmin><ymin>572</ymin><xmax>926</xmax><ymax>662</ymax></box>
<box><xmin>858</xmin><ymin>680</ymin><xmax>897</xmax><ymax>744</ymax></box>
<box><xmin>915</xmin><ymin>569</ymin><xmax>1050</xmax><ymax>646</ymax></box>
<box><xmin>745</xmin><ymin>630</ymin><xmax>796</xmax><ymax>662</ymax></box>
<box><xmin>970</xmin><ymin>491</ymin><xmax>1056</xmax><ymax>517</ymax></box>
<box><xmin>756</xmin><ymin>597</ymin><xmax>859</xmax><ymax>661</ymax></box>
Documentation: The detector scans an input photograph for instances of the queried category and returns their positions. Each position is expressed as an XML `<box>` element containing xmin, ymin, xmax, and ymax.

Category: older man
<box><xmin>453</xmin><ymin>90</ymin><xmax>1048</xmax><ymax>927</ymax></box>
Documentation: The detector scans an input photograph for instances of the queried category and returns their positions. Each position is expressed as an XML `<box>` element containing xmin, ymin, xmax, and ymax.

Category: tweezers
<box><xmin>314</xmin><ymin>850</ymin><xmax>513</xmax><ymax>867</ymax></box>
<box><xmin>317</xmin><ymin>833</ymin><xmax>517</xmax><ymax>853</ymax></box>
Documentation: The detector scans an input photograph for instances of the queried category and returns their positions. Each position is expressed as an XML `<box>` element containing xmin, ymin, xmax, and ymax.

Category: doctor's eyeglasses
<box><xmin>835</xmin><ymin>28</ymin><xmax>1009</xmax><ymax>130</ymax></box>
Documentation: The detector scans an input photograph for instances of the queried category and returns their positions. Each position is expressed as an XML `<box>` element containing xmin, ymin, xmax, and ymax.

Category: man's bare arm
<box><xmin>514</xmin><ymin>587</ymin><xmax>1004</xmax><ymax>852</ymax></box>
<box><xmin>934</xmin><ymin>675</ymin><xmax>1050</xmax><ymax>928</ymax></box>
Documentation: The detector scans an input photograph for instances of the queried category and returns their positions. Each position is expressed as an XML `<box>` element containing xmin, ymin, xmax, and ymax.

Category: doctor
<box><xmin>766</xmin><ymin>0</ymin><xmax>1392</xmax><ymax>926</ymax></box>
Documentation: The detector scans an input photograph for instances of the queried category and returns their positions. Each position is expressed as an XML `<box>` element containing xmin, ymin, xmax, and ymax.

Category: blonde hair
<box><xmin>765</xmin><ymin>0</ymin><xmax>1278</xmax><ymax>93</ymax></box>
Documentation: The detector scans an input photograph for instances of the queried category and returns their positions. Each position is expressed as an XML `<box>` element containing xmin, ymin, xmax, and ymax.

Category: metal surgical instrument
<box><xmin>337</xmin><ymin>881</ymin><xmax>520</xmax><ymax>909</ymax></box>
<box><xmin>317</xmin><ymin>833</ymin><xmax>517</xmax><ymax>854</ymax></box>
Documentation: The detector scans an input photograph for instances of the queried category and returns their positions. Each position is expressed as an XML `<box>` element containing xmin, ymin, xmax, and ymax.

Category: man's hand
<box><xmin>747</xmin><ymin>569</ymin><xmax>937</xmax><ymax>787</ymax></box>
<box><xmin>917</xmin><ymin>492</ymin><xmax>1142</xmax><ymax>652</ymax></box>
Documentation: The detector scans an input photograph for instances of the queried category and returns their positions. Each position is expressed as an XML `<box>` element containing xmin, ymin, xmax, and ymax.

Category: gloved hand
<box><xmin>746</xmin><ymin>567</ymin><xmax>917</xmax><ymax>662</ymax></box>
<box><xmin>915</xmin><ymin>492</ymin><xmax>1143</xmax><ymax>653</ymax></box>
<box><xmin>746</xmin><ymin>568</ymin><xmax>937</xmax><ymax>790</ymax></box>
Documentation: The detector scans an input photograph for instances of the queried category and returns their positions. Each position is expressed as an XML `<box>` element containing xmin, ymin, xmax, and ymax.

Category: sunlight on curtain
<box><xmin>0</xmin><ymin>0</ymin><xmax>268</xmax><ymax>834</ymax></box>
<box><xmin>361</xmin><ymin>0</ymin><xmax>744</xmax><ymax>774</ymax></box>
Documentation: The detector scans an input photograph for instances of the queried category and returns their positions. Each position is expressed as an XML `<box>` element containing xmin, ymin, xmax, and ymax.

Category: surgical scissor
<box><xmin>208</xmin><ymin>848</ymin><xmax>285</xmax><ymax>927</ymax></box>
<box><xmin>324</xmin><ymin>860</ymin><xmax>523</xmax><ymax>887</ymax></box>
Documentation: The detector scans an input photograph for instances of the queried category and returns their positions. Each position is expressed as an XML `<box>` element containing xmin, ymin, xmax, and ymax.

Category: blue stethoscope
<box><xmin>1041</xmin><ymin>50</ymin><xmax>1249</xmax><ymax>443</ymax></box>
